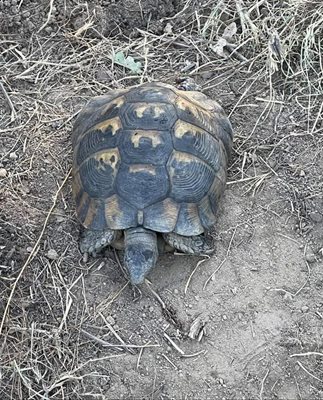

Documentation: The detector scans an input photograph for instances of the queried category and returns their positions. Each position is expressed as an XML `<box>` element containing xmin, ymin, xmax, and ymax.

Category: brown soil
<box><xmin>1</xmin><ymin>1</ymin><xmax>323</xmax><ymax>399</ymax></box>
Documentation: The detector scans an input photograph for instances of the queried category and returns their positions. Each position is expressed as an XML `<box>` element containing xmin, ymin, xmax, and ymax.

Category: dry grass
<box><xmin>0</xmin><ymin>0</ymin><xmax>323</xmax><ymax>398</ymax></box>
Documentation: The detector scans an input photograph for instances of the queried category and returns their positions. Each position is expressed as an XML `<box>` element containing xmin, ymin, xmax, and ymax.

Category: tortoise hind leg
<box><xmin>80</xmin><ymin>228</ymin><xmax>120</xmax><ymax>257</ymax></box>
<box><xmin>163</xmin><ymin>232</ymin><xmax>214</xmax><ymax>255</ymax></box>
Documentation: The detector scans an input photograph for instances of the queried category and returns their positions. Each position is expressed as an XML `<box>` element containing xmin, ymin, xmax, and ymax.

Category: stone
<box><xmin>47</xmin><ymin>249</ymin><xmax>58</xmax><ymax>260</ymax></box>
<box><xmin>0</xmin><ymin>168</ymin><xmax>7</xmax><ymax>177</ymax></box>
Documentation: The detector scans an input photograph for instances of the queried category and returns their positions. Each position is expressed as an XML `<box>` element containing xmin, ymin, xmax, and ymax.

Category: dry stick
<box><xmin>80</xmin><ymin>329</ymin><xmax>123</xmax><ymax>351</ymax></box>
<box><xmin>203</xmin><ymin>258</ymin><xmax>227</xmax><ymax>290</ymax></box>
<box><xmin>81</xmin><ymin>329</ymin><xmax>158</xmax><ymax>350</ymax></box>
<box><xmin>259</xmin><ymin>368</ymin><xmax>269</xmax><ymax>400</ymax></box>
<box><xmin>38</xmin><ymin>0</ymin><xmax>55</xmax><ymax>33</ymax></box>
<box><xmin>163</xmin><ymin>332</ymin><xmax>185</xmax><ymax>355</ymax></box>
<box><xmin>99</xmin><ymin>312</ymin><xmax>136</xmax><ymax>355</ymax></box>
<box><xmin>0</xmin><ymin>81</ymin><xmax>17</xmax><ymax>122</ymax></box>
<box><xmin>161</xmin><ymin>353</ymin><xmax>178</xmax><ymax>370</ymax></box>
<box><xmin>296</xmin><ymin>360</ymin><xmax>323</xmax><ymax>383</ymax></box>
<box><xmin>290</xmin><ymin>352</ymin><xmax>323</xmax><ymax>358</ymax></box>
<box><xmin>227</xmin><ymin>175</ymin><xmax>269</xmax><ymax>186</ymax></box>
<box><xmin>145</xmin><ymin>279</ymin><xmax>166</xmax><ymax>309</ymax></box>
<box><xmin>0</xmin><ymin>169</ymin><xmax>72</xmax><ymax>336</ymax></box>
<box><xmin>184</xmin><ymin>256</ymin><xmax>210</xmax><ymax>295</ymax></box>
<box><xmin>163</xmin><ymin>332</ymin><xmax>206</xmax><ymax>358</ymax></box>
<box><xmin>137</xmin><ymin>347</ymin><xmax>144</xmax><ymax>370</ymax></box>
<box><xmin>181</xmin><ymin>350</ymin><xmax>206</xmax><ymax>358</ymax></box>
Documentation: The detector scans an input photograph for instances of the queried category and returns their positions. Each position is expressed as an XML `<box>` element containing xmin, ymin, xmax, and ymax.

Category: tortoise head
<box><xmin>124</xmin><ymin>227</ymin><xmax>158</xmax><ymax>285</ymax></box>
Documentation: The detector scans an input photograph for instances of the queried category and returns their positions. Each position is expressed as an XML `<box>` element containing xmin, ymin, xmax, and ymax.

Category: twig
<box><xmin>184</xmin><ymin>256</ymin><xmax>210</xmax><ymax>294</ymax></box>
<box><xmin>38</xmin><ymin>0</ymin><xmax>55</xmax><ymax>32</ymax></box>
<box><xmin>296</xmin><ymin>360</ymin><xmax>323</xmax><ymax>383</ymax></box>
<box><xmin>0</xmin><ymin>169</ymin><xmax>72</xmax><ymax>336</ymax></box>
<box><xmin>145</xmin><ymin>279</ymin><xmax>166</xmax><ymax>309</ymax></box>
<box><xmin>203</xmin><ymin>258</ymin><xmax>226</xmax><ymax>289</ymax></box>
<box><xmin>163</xmin><ymin>332</ymin><xmax>184</xmax><ymax>355</ymax></box>
<box><xmin>161</xmin><ymin>353</ymin><xmax>178</xmax><ymax>369</ymax></box>
<box><xmin>137</xmin><ymin>347</ymin><xmax>144</xmax><ymax>369</ymax></box>
<box><xmin>181</xmin><ymin>350</ymin><xmax>206</xmax><ymax>358</ymax></box>
<box><xmin>0</xmin><ymin>81</ymin><xmax>17</xmax><ymax>122</ymax></box>
<box><xmin>81</xmin><ymin>329</ymin><xmax>124</xmax><ymax>351</ymax></box>
<box><xmin>227</xmin><ymin>174</ymin><xmax>271</xmax><ymax>186</ymax></box>
<box><xmin>290</xmin><ymin>352</ymin><xmax>323</xmax><ymax>358</ymax></box>
<box><xmin>81</xmin><ymin>329</ymin><xmax>158</xmax><ymax>350</ymax></box>
<box><xmin>259</xmin><ymin>368</ymin><xmax>269</xmax><ymax>400</ymax></box>
<box><xmin>99</xmin><ymin>312</ymin><xmax>136</xmax><ymax>354</ymax></box>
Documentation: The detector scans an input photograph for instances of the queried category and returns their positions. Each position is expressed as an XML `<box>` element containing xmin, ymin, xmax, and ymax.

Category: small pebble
<box><xmin>305</xmin><ymin>250</ymin><xmax>316</xmax><ymax>263</ymax></box>
<box><xmin>26</xmin><ymin>246</ymin><xmax>33</xmax><ymax>253</ymax></box>
<box><xmin>301</xmin><ymin>306</ymin><xmax>309</xmax><ymax>313</ymax></box>
<box><xmin>9</xmin><ymin>152</ymin><xmax>18</xmax><ymax>160</ymax></box>
<box><xmin>283</xmin><ymin>292</ymin><xmax>293</xmax><ymax>302</ymax></box>
<box><xmin>268</xmin><ymin>159</ymin><xmax>277</xmax><ymax>169</ymax></box>
<box><xmin>47</xmin><ymin>249</ymin><xmax>58</xmax><ymax>260</ymax></box>
<box><xmin>174</xmin><ymin>288</ymin><xmax>179</xmax><ymax>295</ymax></box>
<box><xmin>106</xmin><ymin>315</ymin><xmax>115</xmax><ymax>326</ymax></box>
<box><xmin>222</xmin><ymin>315</ymin><xmax>227</xmax><ymax>320</ymax></box>
<box><xmin>0</xmin><ymin>168</ymin><xmax>7</xmax><ymax>177</ymax></box>
<box><xmin>309</xmin><ymin>212</ymin><xmax>322</xmax><ymax>223</ymax></box>
<box><xmin>231</xmin><ymin>287</ymin><xmax>238</xmax><ymax>294</ymax></box>
<box><xmin>163</xmin><ymin>22</ymin><xmax>173</xmax><ymax>34</ymax></box>
<box><xmin>149</xmin><ymin>306</ymin><xmax>154</xmax><ymax>313</ymax></box>
<box><xmin>201</xmin><ymin>71</ymin><xmax>213</xmax><ymax>80</ymax></box>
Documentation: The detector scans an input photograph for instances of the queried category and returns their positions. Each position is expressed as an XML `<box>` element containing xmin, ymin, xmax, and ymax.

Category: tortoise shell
<box><xmin>72</xmin><ymin>82</ymin><xmax>233</xmax><ymax>236</ymax></box>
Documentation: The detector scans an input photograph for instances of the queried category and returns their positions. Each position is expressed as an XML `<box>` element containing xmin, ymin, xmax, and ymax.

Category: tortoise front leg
<box><xmin>163</xmin><ymin>232</ymin><xmax>214</xmax><ymax>255</ymax></box>
<box><xmin>80</xmin><ymin>228</ymin><xmax>120</xmax><ymax>258</ymax></box>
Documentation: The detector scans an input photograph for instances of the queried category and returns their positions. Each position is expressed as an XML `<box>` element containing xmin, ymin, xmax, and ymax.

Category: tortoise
<box><xmin>72</xmin><ymin>81</ymin><xmax>233</xmax><ymax>284</ymax></box>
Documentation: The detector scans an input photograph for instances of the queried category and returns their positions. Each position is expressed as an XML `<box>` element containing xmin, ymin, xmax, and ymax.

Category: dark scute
<box><xmin>144</xmin><ymin>199</ymin><xmax>179</xmax><ymax>232</ymax></box>
<box><xmin>172</xmin><ymin>126</ymin><xmax>224</xmax><ymax>172</ymax></box>
<box><xmin>168</xmin><ymin>153</ymin><xmax>215</xmax><ymax>203</ymax></box>
<box><xmin>121</xmin><ymin>103</ymin><xmax>177</xmax><ymax>131</ymax></box>
<box><xmin>198</xmin><ymin>196</ymin><xmax>217</xmax><ymax>229</ymax></box>
<box><xmin>175</xmin><ymin>203</ymin><xmax>204</xmax><ymax>236</ymax></box>
<box><xmin>77</xmin><ymin>195</ymin><xmax>90</xmax><ymax>222</ymax></box>
<box><xmin>73</xmin><ymin>100</ymin><xmax>123</xmax><ymax>144</ymax></box>
<box><xmin>217</xmin><ymin>118</ymin><xmax>234</xmax><ymax>157</ymax></box>
<box><xmin>80</xmin><ymin>157</ymin><xmax>116</xmax><ymax>199</ymax></box>
<box><xmin>105</xmin><ymin>195</ymin><xmax>138</xmax><ymax>230</ymax></box>
<box><xmin>119</xmin><ymin>130</ymin><xmax>172</xmax><ymax>165</ymax></box>
<box><xmin>116</xmin><ymin>164</ymin><xmax>169</xmax><ymax>208</ymax></box>
<box><xmin>175</xmin><ymin>102</ymin><xmax>233</xmax><ymax>158</ymax></box>
<box><xmin>88</xmin><ymin>200</ymin><xmax>107</xmax><ymax>230</ymax></box>
<box><xmin>74</xmin><ymin>185</ymin><xmax>84</xmax><ymax>208</ymax></box>
<box><xmin>175</xmin><ymin>103</ymin><xmax>205</xmax><ymax>131</ymax></box>
<box><xmin>76</xmin><ymin>128</ymin><xmax>120</xmax><ymax>165</ymax></box>
<box><xmin>208</xmin><ymin>176</ymin><xmax>226</xmax><ymax>215</ymax></box>
<box><xmin>125</xmin><ymin>84</ymin><xmax>177</xmax><ymax>103</ymax></box>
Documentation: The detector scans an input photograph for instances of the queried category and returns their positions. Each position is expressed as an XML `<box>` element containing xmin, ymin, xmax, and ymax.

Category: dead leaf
<box><xmin>114</xmin><ymin>52</ymin><xmax>142</xmax><ymax>74</ymax></box>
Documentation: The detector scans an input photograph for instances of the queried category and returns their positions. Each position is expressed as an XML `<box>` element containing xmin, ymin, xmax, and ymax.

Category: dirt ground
<box><xmin>1</xmin><ymin>1</ymin><xmax>323</xmax><ymax>399</ymax></box>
